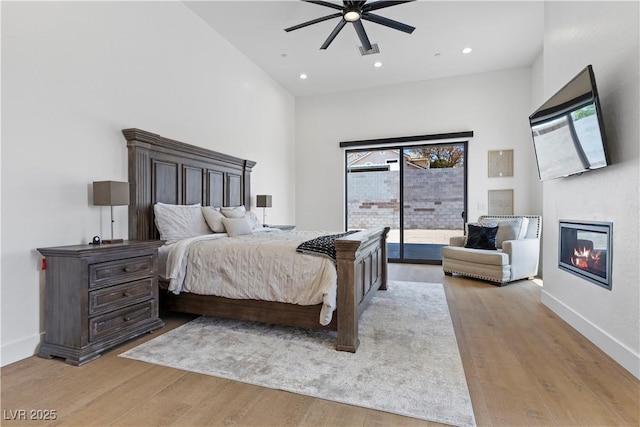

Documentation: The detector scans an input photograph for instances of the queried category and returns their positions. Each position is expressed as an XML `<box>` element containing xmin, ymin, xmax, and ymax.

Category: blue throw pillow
<box><xmin>465</xmin><ymin>224</ymin><xmax>498</xmax><ymax>250</ymax></box>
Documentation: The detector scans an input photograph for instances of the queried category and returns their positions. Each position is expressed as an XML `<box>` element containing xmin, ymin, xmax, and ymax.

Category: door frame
<box><xmin>342</xmin><ymin>132</ymin><xmax>472</xmax><ymax>264</ymax></box>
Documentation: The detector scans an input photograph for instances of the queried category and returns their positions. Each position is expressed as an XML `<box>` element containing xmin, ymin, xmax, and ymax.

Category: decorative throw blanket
<box><xmin>296</xmin><ymin>231</ymin><xmax>359</xmax><ymax>262</ymax></box>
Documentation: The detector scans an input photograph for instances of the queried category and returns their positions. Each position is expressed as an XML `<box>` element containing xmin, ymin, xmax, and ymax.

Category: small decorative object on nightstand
<box><xmin>37</xmin><ymin>240</ymin><xmax>164</xmax><ymax>365</ymax></box>
<box><xmin>266</xmin><ymin>224</ymin><xmax>296</xmax><ymax>231</ymax></box>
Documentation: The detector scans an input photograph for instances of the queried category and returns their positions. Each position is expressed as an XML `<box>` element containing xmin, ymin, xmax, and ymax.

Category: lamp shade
<box><xmin>256</xmin><ymin>195</ymin><xmax>272</xmax><ymax>208</ymax></box>
<box><xmin>93</xmin><ymin>181</ymin><xmax>130</xmax><ymax>206</ymax></box>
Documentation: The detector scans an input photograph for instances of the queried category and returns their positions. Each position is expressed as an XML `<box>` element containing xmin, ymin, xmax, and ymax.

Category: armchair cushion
<box><xmin>442</xmin><ymin>246</ymin><xmax>509</xmax><ymax>266</ymax></box>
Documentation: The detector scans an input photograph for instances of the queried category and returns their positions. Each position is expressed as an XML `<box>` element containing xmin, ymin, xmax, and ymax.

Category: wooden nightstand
<box><xmin>37</xmin><ymin>240</ymin><xmax>164</xmax><ymax>365</ymax></box>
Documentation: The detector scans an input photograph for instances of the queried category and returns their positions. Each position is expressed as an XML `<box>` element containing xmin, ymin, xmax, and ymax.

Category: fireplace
<box><xmin>559</xmin><ymin>220</ymin><xmax>612</xmax><ymax>289</ymax></box>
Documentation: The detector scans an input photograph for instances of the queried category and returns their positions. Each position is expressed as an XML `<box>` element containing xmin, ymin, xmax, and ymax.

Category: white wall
<box><xmin>1</xmin><ymin>1</ymin><xmax>296</xmax><ymax>366</ymax></box>
<box><xmin>529</xmin><ymin>52</ymin><xmax>545</xmax><ymax>208</ymax></box>
<box><xmin>539</xmin><ymin>1</ymin><xmax>639</xmax><ymax>378</ymax></box>
<box><xmin>295</xmin><ymin>68</ymin><xmax>543</xmax><ymax>231</ymax></box>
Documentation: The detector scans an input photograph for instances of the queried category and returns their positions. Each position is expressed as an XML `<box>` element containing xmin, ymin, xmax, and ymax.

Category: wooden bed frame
<box><xmin>123</xmin><ymin>128</ymin><xmax>389</xmax><ymax>352</ymax></box>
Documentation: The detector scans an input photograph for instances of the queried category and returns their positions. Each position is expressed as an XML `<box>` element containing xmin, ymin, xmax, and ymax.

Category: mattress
<box><xmin>158</xmin><ymin>230</ymin><xmax>339</xmax><ymax>325</ymax></box>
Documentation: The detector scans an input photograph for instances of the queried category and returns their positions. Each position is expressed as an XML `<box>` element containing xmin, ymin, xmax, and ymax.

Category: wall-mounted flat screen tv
<box><xmin>529</xmin><ymin>65</ymin><xmax>609</xmax><ymax>181</ymax></box>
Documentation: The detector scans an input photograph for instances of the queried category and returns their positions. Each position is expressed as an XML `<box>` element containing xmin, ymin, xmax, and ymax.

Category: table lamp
<box><xmin>93</xmin><ymin>181</ymin><xmax>130</xmax><ymax>243</ymax></box>
<box><xmin>256</xmin><ymin>195</ymin><xmax>272</xmax><ymax>226</ymax></box>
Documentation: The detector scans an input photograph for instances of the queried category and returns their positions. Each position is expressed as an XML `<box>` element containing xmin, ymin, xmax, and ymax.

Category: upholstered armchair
<box><xmin>442</xmin><ymin>215</ymin><xmax>542</xmax><ymax>286</ymax></box>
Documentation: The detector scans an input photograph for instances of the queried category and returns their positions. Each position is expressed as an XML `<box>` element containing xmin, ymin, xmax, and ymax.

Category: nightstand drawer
<box><xmin>89</xmin><ymin>278</ymin><xmax>154</xmax><ymax>315</ymax></box>
<box><xmin>89</xmin><ymin>300</ymin><xmax>155</xmax><ymax>341</ymax></box>
<box><xmin>89</xmin><ymin>255</ymin><xmax>154</xmax><ymax>288</ymax></box>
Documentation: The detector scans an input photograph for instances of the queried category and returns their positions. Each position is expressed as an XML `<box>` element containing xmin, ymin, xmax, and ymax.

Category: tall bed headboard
<box><xmin>123</xmin><ymin>128</ymin><xmax>256</xmax><ymax>241</ymax></box>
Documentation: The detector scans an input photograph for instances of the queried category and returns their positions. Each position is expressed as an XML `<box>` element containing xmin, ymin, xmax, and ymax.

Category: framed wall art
<box><xmin>488</xmin><ymin>189</ymin><xmax>514</xmax><ymax>215</ymax></box>
<box><xmin>488</xmin><ymin>149</ymin><xmax>514</xmax><ymax>177</ymax></box>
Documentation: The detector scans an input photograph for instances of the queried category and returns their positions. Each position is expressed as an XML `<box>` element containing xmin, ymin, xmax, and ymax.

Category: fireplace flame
<box><xmin>570</xmin><ymin>246</ymin><xmax>601</xmax><ymax>269</ymax></box>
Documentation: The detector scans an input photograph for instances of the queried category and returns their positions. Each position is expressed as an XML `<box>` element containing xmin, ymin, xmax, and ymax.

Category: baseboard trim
<box><xmin>1</xmin><ymin>332</ymin><xmax>43</xmax><ymax>367</ymax></box>
<box><xmin>541</xmin><ymin>290</ymin><xmax>639</xmax><ymax>379</ymax></box>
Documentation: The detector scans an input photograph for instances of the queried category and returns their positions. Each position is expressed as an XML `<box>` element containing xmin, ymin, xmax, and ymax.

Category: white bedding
<box><xmin>158</xmin><ymin>229</ymin><xmax>339</xmax><ymax>325</ymax></box>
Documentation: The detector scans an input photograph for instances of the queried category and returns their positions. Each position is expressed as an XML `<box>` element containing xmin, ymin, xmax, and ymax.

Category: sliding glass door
<box><xmin>399</xmin><ymin>144</ymin><xmax>466</xmax><ymax>263</ymax></box>
<box><xmin>346</xmin><ymin>149</ymin><xmax>401</xmax><ymax>253</ymax></box>
<box><xmin>346</xmin><ymin>142</ymin><xmax>467</xmax><ymax>264</ymax></box>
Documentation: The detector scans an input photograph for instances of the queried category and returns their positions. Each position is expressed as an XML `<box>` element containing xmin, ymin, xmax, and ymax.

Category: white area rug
<box><xmin>120</xmin><ymin>281</ymin><xmax>476</xmax><ymax>426</ymax></box>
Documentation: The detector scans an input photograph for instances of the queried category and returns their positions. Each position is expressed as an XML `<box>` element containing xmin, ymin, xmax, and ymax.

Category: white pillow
<box><xmin>220</xmin><ymin>205</ymin><xmax>246</xmax><ymax>218</ymax></box>
<box><xmin>222</xmin><ymin>217</ymin><xmax>253</xmax><ymax>237</ymax></box>
<box><xmin>201</xmin><ymin>206</ymin><xmax>226</xmax><ymax>233</ymax></box>
<box><xmin>154</xmin><ymin>203</ymin><xmax>211</xmax><ymax>244</ymax></box>
<box><xmin>480</xmin><ymin>217</ymin><xmax>529</xmax><ymax>248</ymax></box>
<box><xmin>517</xmin><ymin>217</ymin><xmax>530</xmax><ymax>239</ymax></box>
<box><xmin>245</xmin><ymin>210</ymin><xmax>262</xmax><ymax>230</ymax></box>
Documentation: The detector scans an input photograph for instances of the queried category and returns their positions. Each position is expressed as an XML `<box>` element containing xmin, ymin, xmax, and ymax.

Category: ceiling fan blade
<box><xmin>353</xmin><ymin>20</ymin><xmax>372</xmax><ymax>51</ymax></box>
<box><xmin>363</xmin><ymin>0</ymin><xmax>416</xmax><ymax>13</ymax></box>
<box><xmin>285</xmin><ymin>12</ymin><xmax>342</xmax><ymax>32</ymax></box>
<box><xmin>362</xmin><ymin>12</ymin><xmax>415</xmax><ymax>34</ymax></box>
<box><xmin>303</xmin><ymin>0</ymin><xmax>345</xmax><ymax>11</ymax></box>
<box><xmin>320</xmin><ymin>19</ymin><xmax>348</xmax><ymax>49</ymax></box>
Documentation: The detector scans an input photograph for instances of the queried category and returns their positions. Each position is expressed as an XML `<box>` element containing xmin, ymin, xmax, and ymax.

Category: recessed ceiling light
<box><xmin>373</xmin><ymin>61</ymin><xmax>382</xmax><ymax>68</ymax></box>
<box><xmin>299</xmin><ymin>73</ymin><xmax>308</xmax><ymax>80</ymax></box>
<box><xmin>462</xmin><ymin>47</ymin><xmax>473</xmax><ymax>54</ymax></box>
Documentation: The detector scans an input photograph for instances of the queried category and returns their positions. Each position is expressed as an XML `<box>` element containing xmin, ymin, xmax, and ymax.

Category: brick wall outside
<box><xmin>347</xmin><ymin>167</ymin><xmax>464</xmax><ymax>230</ymax></box>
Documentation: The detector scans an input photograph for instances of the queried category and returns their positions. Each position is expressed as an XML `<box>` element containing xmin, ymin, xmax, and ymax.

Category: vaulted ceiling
<box><xmin>185</xmin><ymin>1</ymin><xmax>544</xmax><ymax>97</ymax></box>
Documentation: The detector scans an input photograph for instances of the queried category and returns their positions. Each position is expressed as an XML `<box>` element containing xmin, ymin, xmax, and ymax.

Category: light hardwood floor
<box><xmin>2</xmin><ymin>264</ymin><xmax>638</xmax><ymax>426</ymax></box>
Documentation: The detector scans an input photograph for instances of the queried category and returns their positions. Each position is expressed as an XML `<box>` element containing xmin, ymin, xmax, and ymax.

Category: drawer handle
<box><xmin>123</xmin><ymin>291</ymin><xmax>131</xmax><ymax>297</ymax></box>
<box><xmin>124</xmin><ymin>316</ymin><xmax>131</xmax><ymax>322</ymax></box>
<box><xmin>123</xmin><ymin>266</ymin><xmax>134</xmax><ymax>273</ymax></box>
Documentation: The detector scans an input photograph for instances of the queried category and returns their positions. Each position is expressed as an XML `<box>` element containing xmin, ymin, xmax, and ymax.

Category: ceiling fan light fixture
<box><xmin>344</xmin><ymin>9</ymin><xmax>361</xmax><ymax>22</ymax></box>
<box><xmin>285</xmin><ymin>0</ymin><xmax>416</xmax><ymax>51</ymax></box>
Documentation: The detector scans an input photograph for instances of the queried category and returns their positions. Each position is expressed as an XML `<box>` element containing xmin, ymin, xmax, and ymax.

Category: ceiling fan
<box><xmin>284</xmin><ymin>0</ymin><xmax>416</xmax><ymax>51</ymax></box>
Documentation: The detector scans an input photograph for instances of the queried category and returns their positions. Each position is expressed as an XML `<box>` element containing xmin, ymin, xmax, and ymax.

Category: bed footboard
<box><xmin>335</xmin><ymin>226</ymin><xmax>389</xmax><ymax>352</ymax></box>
